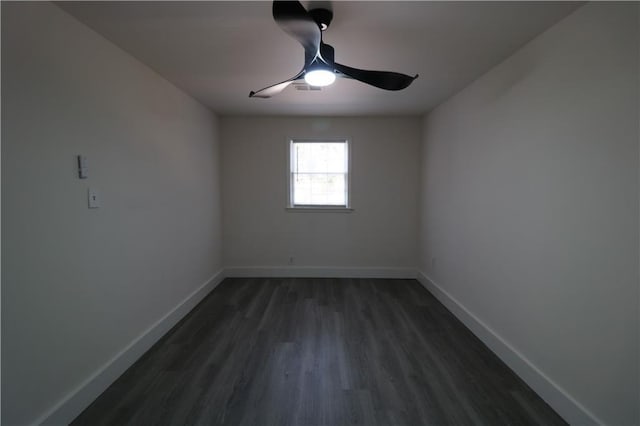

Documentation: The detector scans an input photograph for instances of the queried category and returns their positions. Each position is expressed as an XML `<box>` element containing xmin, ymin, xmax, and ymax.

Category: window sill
<box><xmin>286</xmin><ymin>206</ymin><xmax>354</xmax><ymax>213</ymax></box>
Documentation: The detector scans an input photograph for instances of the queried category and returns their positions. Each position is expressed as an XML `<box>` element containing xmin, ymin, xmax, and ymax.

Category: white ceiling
<box><xmin>58</xmin><ymin>1</ymin><xmax>580</xmax><ymax>116</ymax></box>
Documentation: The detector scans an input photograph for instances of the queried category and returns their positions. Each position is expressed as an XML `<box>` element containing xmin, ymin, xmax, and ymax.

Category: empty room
<box><xmin>2</xmin><ymin>1</ymin><xmax>638</xmax><ymax>425</ymax></box>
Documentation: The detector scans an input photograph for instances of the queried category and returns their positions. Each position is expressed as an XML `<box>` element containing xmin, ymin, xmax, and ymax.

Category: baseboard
<box><xmin>34</xmin><ymin>269</ymin><xmax>226</xmax><ymax>426</ymax></box>
<box><xmin>416</xmin><ymin>271</ymin><xmax>602</xmax><ymax>426</ymax></box>
<box><xmin>224</xmin><ymin>266</ymin><xmax>417</xmax><ymax>279</ymax></box>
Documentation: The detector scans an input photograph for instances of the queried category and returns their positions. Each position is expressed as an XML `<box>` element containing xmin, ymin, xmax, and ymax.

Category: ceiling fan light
<box><xmin>304</xmin><ymin>69</ymin><xmax>336</xmax><ymax>87</ymax></box>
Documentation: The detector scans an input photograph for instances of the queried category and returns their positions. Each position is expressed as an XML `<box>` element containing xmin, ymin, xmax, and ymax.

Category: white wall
<box><xmin>419</xmin><ymin>3</ymin><xmax>639</xmax><ymax>425</ymax></box>
<box><xmin>1</xmin><ymin>3</ymin><xmax>223</xmax><ymax>425</ymax></box>
<box><xmin>221</xmin><ymin>116</ymin><xmax>420</xmax><ymax>275</ymax></box>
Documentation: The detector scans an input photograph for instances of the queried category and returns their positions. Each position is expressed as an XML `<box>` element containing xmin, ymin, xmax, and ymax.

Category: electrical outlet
<box><xmin>288</xmin><ymin>256</ymin><xmax>294</xmax><ymax>265</ymax></box>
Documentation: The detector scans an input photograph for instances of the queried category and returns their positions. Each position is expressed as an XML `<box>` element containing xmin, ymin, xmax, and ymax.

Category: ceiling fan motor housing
<box><xmin>309</xmin><ymin>8</ymin><xmax>333</xmax><ymax>31</ymax></box>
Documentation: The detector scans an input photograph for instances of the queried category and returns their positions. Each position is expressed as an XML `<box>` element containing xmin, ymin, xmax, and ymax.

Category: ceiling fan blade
<box><xmin>249</xmin><ymin>70</ymin><xmax>304</xmax><ymax>98</ymax></box>
<box><xmin>334</xmin><ymin>62</ymin><xmax>418</xmax><ymax>91</ymax></box>
<box><xmin>273</xmin><ymin>1</ymin><xmax>321</xmax><ymax>65</ymax></box>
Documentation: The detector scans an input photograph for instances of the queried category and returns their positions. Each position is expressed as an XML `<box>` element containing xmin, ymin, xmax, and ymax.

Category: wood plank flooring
<box><xmin>72</xmin><ymin>278</ymin><xmax>566</xmax><ymax>426</ymax></box>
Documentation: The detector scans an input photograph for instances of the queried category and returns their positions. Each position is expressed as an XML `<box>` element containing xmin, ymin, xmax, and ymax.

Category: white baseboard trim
<box><xmin>224</xmin><ymin>266</ymin><xmax>417</xmax><ymax>279</ymax></box>
<box><xmin>34</xmin><ymin>270</ymin><xmax>226</xmax><ymax>426</ymax></box>
<box><xmin>416</xmin><ymin>271</ymin><xmax>602</xmax><ymax>426</ymax></box>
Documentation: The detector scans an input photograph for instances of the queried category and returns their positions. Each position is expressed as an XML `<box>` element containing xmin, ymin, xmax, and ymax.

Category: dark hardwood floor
<box><xmin>72</xmin><ymin>278</ymin><xmax>566</xmax><ymax>426</ymax></box>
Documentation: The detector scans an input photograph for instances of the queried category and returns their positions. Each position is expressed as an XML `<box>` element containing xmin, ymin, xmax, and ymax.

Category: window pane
<box><xmin>292</xmin><ymin>142</ymin><xmax>346</xmax><ymax>173</ymax></box>
<box><xmin>290</xmin><ymin>141</ymin><xmax>348</xmax><ymax>207</ymax></box>
<box><xmin>292</xmin><ymin>173</ymin><xmax>346</xmax><ymax>205</ymax></box>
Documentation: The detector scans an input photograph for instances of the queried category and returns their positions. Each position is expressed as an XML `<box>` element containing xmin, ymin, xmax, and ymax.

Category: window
<box><xmin>288</xmin><ymin>139</ymin><xmax>350</xmax><ymax>209</ymax></box>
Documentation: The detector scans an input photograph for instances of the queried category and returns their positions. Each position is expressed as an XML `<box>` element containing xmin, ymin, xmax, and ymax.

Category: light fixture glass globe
<box><xmin>304</xmin><ymin>69</ymin><xmax>336</xmax><ymax>87</ymax></box>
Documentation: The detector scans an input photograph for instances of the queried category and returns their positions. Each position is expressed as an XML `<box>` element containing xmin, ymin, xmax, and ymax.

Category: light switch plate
<box><xmin>88</xmin><ymin>188</ymin><xmax>100</xmax><ymax>208</ymax></box>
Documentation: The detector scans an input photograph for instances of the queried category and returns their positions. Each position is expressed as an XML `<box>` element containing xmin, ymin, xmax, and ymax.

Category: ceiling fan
<box><xmin>249</xmin><ymin>1</ymin><xmax>418</xmax><ymax>98</ymax></box>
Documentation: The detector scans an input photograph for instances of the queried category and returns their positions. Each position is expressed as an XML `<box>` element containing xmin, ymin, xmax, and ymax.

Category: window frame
<box><xmin>286</xmin><ymin>137</ymin><xmax>353</xmax><ymax>212</ymax></box>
